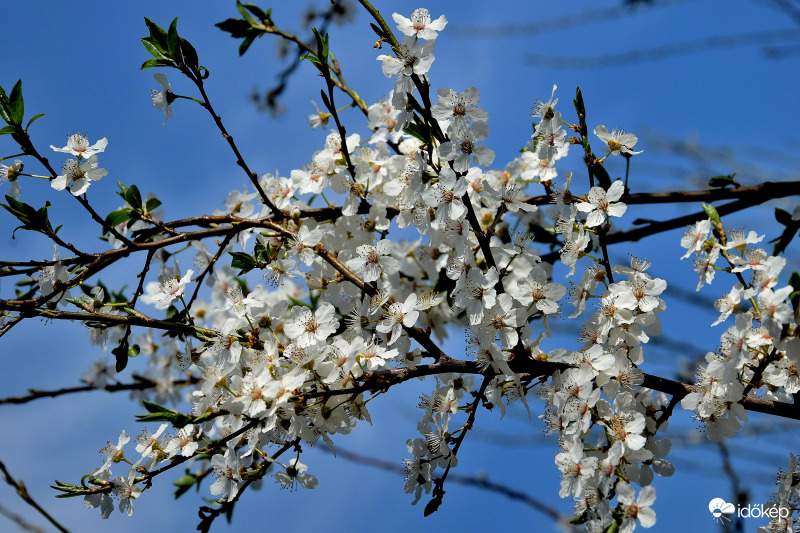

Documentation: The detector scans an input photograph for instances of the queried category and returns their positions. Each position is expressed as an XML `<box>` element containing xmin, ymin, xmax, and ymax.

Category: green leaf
<box><xmin>775</xmin><ymin>207</ymin><xmax>793</xmax><ymax>226</ymax></box>
<box><xmin>167</xmin><ymin>18</ymin><xmax>182</xmax><ymax>65</ymax></box>
<box><xmin>51</xmin><ymin>480</ymin><xmax>89</xmax><ymax>498</ymax></box>
<box><xmin>112</xmin><ymin>344</ymin><xmax>128</xmax><ymax>372</ymax></box>
<box><xmin>369</xmin><ymin>23</ymin><xmax>384</xmax><ymax>38</ymax></box>
<box><xmin>772</xmin><ymin>208</ymin><xmax>800</xmax><ymax>255</ymax></box>
<box><xmin>136</xmin><ymin>401</ymin><xmax>192</xmax><ymax>427</ymax></box>
<box><xmin>569</xmin><ymin>511</ymin><xmax>589</xmax><ymax>525</ymax></box>
<box><xmin>174</xmin><ymin>473</ymin><xmax>197</xmax><ymax>487</ymax></box>
<box><xmin>573</xmin><ymin>86</ymin><xmax>586</xmax><ymax>117</ymax></box>
<box><xmin>140</xmin><ymin>58</ymin><xmax>175</xmax><ymax>71</ymax></box>
<box><xmin>123</xmin><ymin>184</ymin><xmax>143</xmax><ymax>210</ymax></box>
<box><xmin>25</xmin><ymin>113</ymin><xmax>45</xmax><ymax>130</ymax></box>
<box><xmin>128</xmin><ymin>344</ymin><xmax>140</xmax><ymax>358</ymax></box>
<box><xmin>312</xmin><ymin>28</ymin><xmax>329</xmax><ymax>63</ymax></box>
<box><xmin>8</xmin><ymin>79</ymin><xmax>24</xmax><ymax>125</ymax></box>
<box><xmin>105</xmin><ymin>208</ymin><xmax>132</xmax><ymax>229</ymax></box>
<box><xmin>144</xmin><ymin>17</ymin><xmax>171</xmax><ymax>56</ymax></box>
<box><xmin>702</xmin><ymin>202</ymin><xmax>721</xmax><ymax>225</ymax></box>
<box><xmin>215</xmin><ymin>18</ymin><xmax>253</xmax><ymax>39</ymax></box>
<box><xmin>145</xmin><ymin>197</ymin><xmax>162</xmax><ymax>212</ymax></box>
<box><xmin>773</xmin><ymin>225</ymin><xmax>799</xmax><ymax>256</ymax></box>
<box><xmin>0</xmin><ymin>125</ymin><xmax>16</xmax><ymax>136</ymax></box>
<box><xmin>0</xmin><ymin>85</ymin><xmax>9</xmax><ymax>123</ymax></box>
<box><xmin>236</xmin><ymin>0</ymin><xmax>258</xmax><ymax>26</ymax></box>
<box><xmin>229</xmin><ymin>251</ymin><xmax>257</xmax><ymax>274</ymax></box>
<box><xmin>141</xmin><ymin>38</ymin><xmax>170</xmax><ymax>61</ymax></box>
<box><xmin>0</xmin><ymin>195</ymin><xmax>55</xmax><ymax>238</ymax></box>
<box><xmin>180</xmin><ymin>38</ymin><xmax>199</xmax><ymax>72</ymax></box>
<box><xmin>238</xmin><ymin>33</ymin><xmax>257</xmax><ymax>56</ymax></box>
<box><xmin>789</xmin><ymin>272</ymin><xmax>800</xmax><ymax>312</ymax></box>
<box><xmin>241</xmin><ymin>2</ymin><xmax>269</xmax><ymax>21</ymax></box>
<box><xmin>708</xmin><ymin>173</ymin><xmax>739</xmax><ymax>188</ymax></box>
<box><xmin>402</xmin><ymin>120</ymin><xmax>430</xmax><ymax>145</ymax></box>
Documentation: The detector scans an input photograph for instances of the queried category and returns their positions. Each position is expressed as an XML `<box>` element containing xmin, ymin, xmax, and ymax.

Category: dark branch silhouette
<box><xmin>525</xmin><ymin>29</ymin><xmax>800</xmax><ymax>68</ymax></box>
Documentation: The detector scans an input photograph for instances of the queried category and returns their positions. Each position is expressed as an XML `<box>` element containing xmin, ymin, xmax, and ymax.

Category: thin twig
<box><xmin>0</xmin><ymin>460</ymin><xmax>71</xmax><ymax>533</ymax></box>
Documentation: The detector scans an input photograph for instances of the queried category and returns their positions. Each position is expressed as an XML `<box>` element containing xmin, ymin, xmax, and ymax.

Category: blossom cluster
<box><xmin>50</xmin><ymin>133</ymin><xmax>108</xmax><ymax>196</ymax></box>
<box><xmin>8</xmin><ymin>6</ymin><xmax>796</xmax><ymax>533</ymax></box>
<box><xmin>680</xmin><ymin>217</ymin><xmax>798</xmax><ymax>440</ymax></box>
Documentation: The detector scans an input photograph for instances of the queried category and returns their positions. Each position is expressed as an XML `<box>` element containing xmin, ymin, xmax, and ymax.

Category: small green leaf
<box><xmin>402</xmin><ymin>120</ymin><xmax>430</xmax><ymax>145</ymax></box>
<box><xmin>140</xmin><ymin>58</ymin><xmax>175</xmax><ymax>71</ymax></box>
<box><xmin>708</xmin><ymin>173</ymin><xmax>739</xmax><ymax>188</ymax></box>
<box><xmin>145</xmin><ymin>197</ymin><xmax>162</xmax><ymax>212</ymax></box>
<box><xmin>141</xmin><ymin>38</ymin><xmax>170</xmax><ymax>61</ymax></box>
<box><xmin>569</xmin><ymin>511</ymin><xmax>589</xmax><ymax>525</ymax></box>
<box><xmin>144</xmin><ymin>17</ymin><xmax>171</xmax><ymax>56</ymax></box>
<box><xmin>0</xmin><ymin>85</ymin><xmax>9</xmax><ymax>123</ymax></box>
<box><xmin>242</xmin><ymin>2</ymin><xmax>269</xmax><ymax>21</ymax></box>
<box><xmin>573</xmin><ymin>86</ymin><xmax>586</xmax><ymax>118</ymax></box>
<box><xmin>112</xmin><ymin>344</ymin><xmax>128</xmax><ymax>372</ymax></box>
<box><xmin>0</xmin><ymin>125</ymin><xmax>15</xmax><ymax>136</ymax></box>
<box><xmin>239</xmin><ymin>34</ymin><xmax>257</xmax><ymax>56</ymax></box>
<box><xmin>236</xmin><ymin>0</ymin><xmax>258</xmax><ymax>26</ymax></box>
<box><xmin>789</xmin><ymin>272</ymin><xmax>800</xmax><ymax>311</ymax></box>
<box><xmin>174</xmin><ymin>473</ymin><xmax>197</xmax><ymax>487</ymax></box>
<box><xmin>775</xmin><ymin>207</ymin><xmax>794</xmax><ymax>226</ymax></box>
<box><xmin>369</xmin><ymin>23</ymin><xmax>384</xmax><ymax>38</ymax></box>
<box><xmin>105</xmin><ymin>208</ymin><xmax>132</xmax><ymax>230</ymax></box>
<box><xmin>128</xmin><ymin>344</ymin><xmax>140</xmax><ymax>358</ymax></box>
<box><xmin>173</xmin><ymin>472</ymin><xmax>199</xmax><ymax>498</ymax></box>
<box><xmin>123</xmin><ymin>184</ymin><xmax>143</xmax><ymax>210</ymax></box>
<box><xmin>25</xmin><ymin>113</ymin><xmax>45</xmax><ymax>130</ymax></box>
<box><xmin>215</xmin><ymin>18</ymin><xmax>253</xmax><ymax>39</ymax></box>
<box><xmin>167</xmin><ymin>18</ymin><xmax>182</xmax><ymax>65</ymax></box>
<box><xmin>9</xmin><ymin>79</ymin><xmax>24</xmax><ymax>125</ymax></box>
<box><xmin>229</xmin><ymin>251</ymin><xmax>257</xmax><ymax>274</ymax></box>
<box><xmin>180</xmin><ymin>38</ymin><xmax>199</xmax><ymax>72</ymax></box>
<box><xmin>702</xmin><ymin>202</ymin><xmax>721</xmax><ymax>225</ymax></box>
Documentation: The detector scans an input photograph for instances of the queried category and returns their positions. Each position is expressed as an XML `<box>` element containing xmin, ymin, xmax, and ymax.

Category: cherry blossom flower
<box><xmin>576</xmin><ymin>179</ymin><xmax>627</xmax><ymax>227</ymax></box>
<box><xmin>210</xmin><ymin>447</ymin><xmax>242</xmax><ymax>501</ymax></box>
<box><xmin>377</xmin><ymin>293</ymin><xmax>419</xmax><ymax>345</ymax></box>
<box><xmin>37</xmin><ymin>246</ymin><xmax>71</xmax><ymax>305</ymax></box>
<box><xmin>680</xmin><ymin>219</ymin><xmax>712</xmax><ymax>259</ymax></box>
<box><xmin>164</xmin><ymin>425</ymin><xmax>199</xmax><ymax>458</ymax></box>
<box><xmin>112</xmin><ymin>466</ymin><xmax>142</xmax><ymax>516</ymax></box>
<box><xmin>346</xmin><ymin>240</ymin><xmax>400</xmax><ymax>282</ymax></box>
<box><xmin>50</xmin><ymin>133</ymin><xmax>108</xmax><ymax>158</ymax></box>
<box><xmin>616</xmin><ymin>482</ymin><xmax>657</xmax><ymax>532</ymax></box>
<box><xmin>284</xmin><ymin>302</ymin><xmax>339</xmax><ymax>348</ymax></box>
<box><xmin>0</xmin><ymin>159</ymin><xmax>23</xmax><ymax>198</ymax></box>
<box><xmin>151</xmin><ymin>73</ymin><xmax>175</xmax><ymax>126</ymax></box>
<box><xmin>100</xmin><ymin>430</ymin><xmax>130</xmax><ymax>470</ymax></box>
<box><xmin>51</xmin><ymin>155</ymin><xmax>108</xmax><ymax>196</ymax></box>
<box><xmin>531</xmin><ymin>85</ymin><xmax>559</xmax><ymax>122</ymax></box>
<box><xmin>594</xmin><ymin>125</ymin><xmax>643</xmax><ymax>156</ymax></box>
<box><xmin>438</xmin><ymin>121</ymin><xmax>494</xmax><ymax>172</ymax></box>
<box><xmin>422</xmin><ymin>167</ymin><xmax>468</xmax><ymax>223</ymax></box>
<box><xmin>454</xmin><ymin>267</ymin><xmax>498</xmax><ymax>325</ymax></box>
<box><xmin>275</xmin><ymin>459</ymin><xmax>319</xmax><ymax>490</ymax></box>
<box><xmin>376</xmin><ymin>36</ymin><xmax>435</xmax><ymax>90</ymax></box>
<box><xmin>392</xmin><ymin>8</ymin><xmax>447</xmax><ymax>40</ymax></box>
<box><xmin>142</xmin><ymin>269</ymin><xmax>194</xmax><ymax>310</ymax></box>
<box><xmin>431</xmin><ymin>87</ymin><xmax>487</xmax><ymax>134</ymax></box>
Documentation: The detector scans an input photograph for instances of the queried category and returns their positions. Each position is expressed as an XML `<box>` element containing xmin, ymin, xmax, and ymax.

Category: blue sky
<box><xmin>1</xmin><ymin>0</ymin><xmax>799</xmax><ymax>532</ymax></box>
